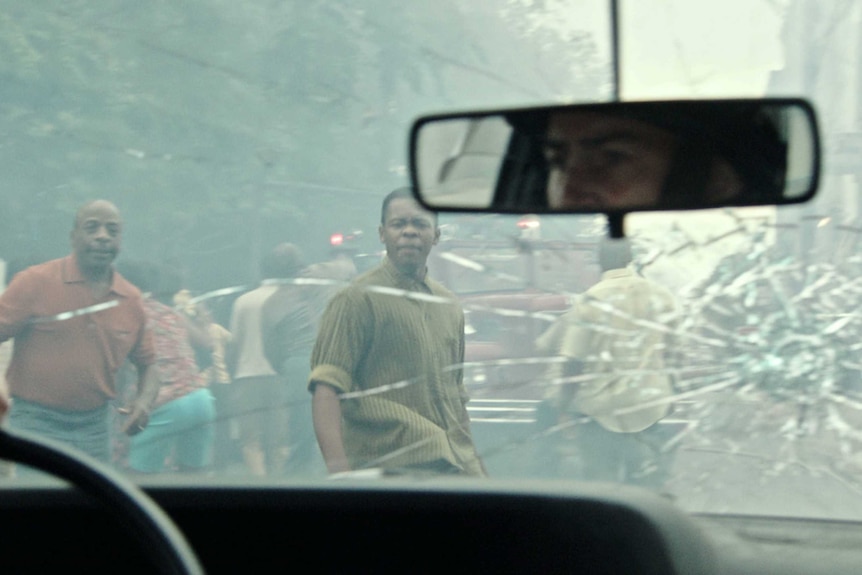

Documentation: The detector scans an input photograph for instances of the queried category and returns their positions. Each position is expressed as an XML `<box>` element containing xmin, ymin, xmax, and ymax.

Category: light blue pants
<box><xmin>128</xmin><ymin>388</ymin><xmax>216</xmax><ymax>473</ymax></box>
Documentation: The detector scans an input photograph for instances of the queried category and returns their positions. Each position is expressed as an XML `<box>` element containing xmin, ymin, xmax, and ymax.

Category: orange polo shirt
<box><xmin>0</xmin><ymin>255</ymin><xmax>155</xmax><ymax>410</ymax></box>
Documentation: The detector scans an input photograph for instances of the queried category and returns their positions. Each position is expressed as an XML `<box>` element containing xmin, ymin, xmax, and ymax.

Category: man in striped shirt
<box><xmin>308</xmin><ymin>188</ymin><xmax>485</xmax><ymax>476</ymax></box>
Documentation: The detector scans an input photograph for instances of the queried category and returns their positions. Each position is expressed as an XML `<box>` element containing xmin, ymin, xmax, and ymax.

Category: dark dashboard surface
<box><xmin>2</xmin><ymin>478</ymin><xmax>862</xmax><ymax>574</ymax></box>
<box><xmin>1</xmin><ymin>479</ymin><xmax>705</xmax><ymax>574</ymax></box>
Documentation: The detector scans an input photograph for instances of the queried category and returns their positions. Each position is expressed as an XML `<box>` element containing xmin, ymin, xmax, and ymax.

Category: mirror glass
<box><xmin>411</xmin><ymin>99</ymin><xmax>820</xmax><ymax>213</ymax></box>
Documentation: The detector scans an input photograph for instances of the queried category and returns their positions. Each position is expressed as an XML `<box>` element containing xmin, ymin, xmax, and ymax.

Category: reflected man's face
<box><xmin>542</xmin><ymin>111</ymin><xmax>677</xmax><ymax>210</ymax></box>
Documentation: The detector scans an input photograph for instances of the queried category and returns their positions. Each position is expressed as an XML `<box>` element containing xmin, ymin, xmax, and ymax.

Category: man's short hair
<box><xmin>72</xmin><ymin>199</ymin><xmax>122</xmax><ymax>229</ymax></box>
<box><xmin>598</xmin><ymin>237</ymin><xmax>633</xmax><ymax>271</ymax></box>
<box><xmin>380</xmin><ymin>187</ymin><xmax>436</xmax><ymax>225</ymax></box>
<box><xmin>261</xmin><ymin>243</ymin><xmax>304</xmax><ymax>279</ymax></box>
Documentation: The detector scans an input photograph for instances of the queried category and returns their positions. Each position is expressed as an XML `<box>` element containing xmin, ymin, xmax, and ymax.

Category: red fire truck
<box><xmin>428</xmin><ymin>214</ymin><xmax>602</xmax><ymax>401</ymax></box>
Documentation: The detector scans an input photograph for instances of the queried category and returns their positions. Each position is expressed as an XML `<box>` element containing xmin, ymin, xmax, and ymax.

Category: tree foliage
<box><xmin>0</xmin><ymin>0</ymin><xmax>606</xmax><ymax>287</ymax></box>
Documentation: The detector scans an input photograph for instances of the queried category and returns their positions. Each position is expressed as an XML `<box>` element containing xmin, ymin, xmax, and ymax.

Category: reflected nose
<box><xmin>558</xmin><ymin>152</ymin><xmax>602</xmax><ymax>208</ymax></box>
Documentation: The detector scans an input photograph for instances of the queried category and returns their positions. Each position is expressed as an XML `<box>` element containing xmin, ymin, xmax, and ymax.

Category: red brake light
<box><xmin>517</xmin><ymin>216</ymin><xmax>540</xmax><ymax>230</ymax></box>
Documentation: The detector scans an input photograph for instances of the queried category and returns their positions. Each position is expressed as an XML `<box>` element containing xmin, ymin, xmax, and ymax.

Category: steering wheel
<box><xmin>0</xmin><ymin>427</ymin><xmax>204</xmax><ymax>575</ymax></box>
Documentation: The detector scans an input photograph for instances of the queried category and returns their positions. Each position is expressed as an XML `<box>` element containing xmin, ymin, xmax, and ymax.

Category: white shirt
<box><xmin>229</xmin><ymin>284</ymin><xmax>280</xmax><ymax>379</ymax></box>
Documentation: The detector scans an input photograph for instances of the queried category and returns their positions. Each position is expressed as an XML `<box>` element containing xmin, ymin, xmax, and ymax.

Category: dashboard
<box><xmin>2</xmin><ymin>479</ymin><xmax>710</xmax><ymax>574</ymax></box>
<box><xmin>6</xmin><ymin>476</ymin><xmax>862</xmax><ymax>575</ymax></box>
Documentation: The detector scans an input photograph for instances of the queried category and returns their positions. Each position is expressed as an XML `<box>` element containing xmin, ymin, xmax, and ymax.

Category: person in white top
<box><xmin>227</xmin><ymin>243</ymin><xmax>303</xmax><ymax>476</ymax></box>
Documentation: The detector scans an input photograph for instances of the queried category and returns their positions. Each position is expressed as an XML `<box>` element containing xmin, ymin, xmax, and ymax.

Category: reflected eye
<box><xmin>597</xmin><ymin>147</ymin><xmax>633</xmax><ymax>168</ymax></box>
<box><xmin>542</xmin><ymin>145</ymin><xmax>566</xmax><ymax>170</ymax></box>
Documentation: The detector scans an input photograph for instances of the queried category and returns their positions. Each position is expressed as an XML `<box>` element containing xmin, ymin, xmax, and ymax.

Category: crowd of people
<box><xmin>0</xmin><ymin>191</ymin><xmax>491</xmax><ymax>479</ymax></box>
<box><xmin>0</xmin><ymin>190</ymin><xmax>679</xmax><ymax>486</ymax></box>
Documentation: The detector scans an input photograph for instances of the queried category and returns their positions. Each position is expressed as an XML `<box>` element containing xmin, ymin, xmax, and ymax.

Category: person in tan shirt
<box><xmin>536</xmin><ymin>237</ymin><xmax>679</xmax><ymax>487</ymax></box>
<box><xmin>227</xmin><ymin>243</ymin><xmax>303</xmax><ymax>476</ymax></box>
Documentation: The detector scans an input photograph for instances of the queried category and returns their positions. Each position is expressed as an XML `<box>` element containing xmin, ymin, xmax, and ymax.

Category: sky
<box><xmin>554</xmin><ymin>0</ymin><xmax>785</xmax><ymax>98</ymax></box>
<box><xmin>621</xmin><ymin>0</ymin><xmax>784</xmax><ymax>99</ymax></box>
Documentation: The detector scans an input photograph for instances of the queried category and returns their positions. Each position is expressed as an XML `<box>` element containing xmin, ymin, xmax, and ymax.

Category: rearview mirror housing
<box><xmin>409</xmin><ymin>99</ymin><xmax>820</xmax><ymax>215</ymax></box>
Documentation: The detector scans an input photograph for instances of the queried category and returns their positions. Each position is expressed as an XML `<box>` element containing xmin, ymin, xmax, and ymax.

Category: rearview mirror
<box><xmin>409</xmin><ymin>99</ymin><xmax>820</xmax><ymax>214</ymax></box>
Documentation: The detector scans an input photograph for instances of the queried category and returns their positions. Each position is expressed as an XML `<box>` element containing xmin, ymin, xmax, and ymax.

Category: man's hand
<box><xmin>118</xmin><ymin>404</ymin><xmax>149</xmax><ymax>436</ymax></box>
<box><xmin>0</xmin><ymin>376</ymin><xmax>9</xmax><ymax>424</ymax></box>
<box><xmin>121</xmin><ymin>364</ymin><xmax>160</xmax><ymax>435</ymax></box>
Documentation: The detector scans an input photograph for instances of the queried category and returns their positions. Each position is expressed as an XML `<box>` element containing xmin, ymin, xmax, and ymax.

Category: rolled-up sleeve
<box><xmin>308</xmin><ymin>289</ymin><xmax>370</xmax><ymax>395</ymax></box>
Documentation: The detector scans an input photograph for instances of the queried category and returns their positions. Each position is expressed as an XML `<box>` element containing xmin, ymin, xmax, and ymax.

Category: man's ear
<box><xmin>378</xmin><ymin>224</ymin><xmax>385</xmax><ymax>243</ymax></box>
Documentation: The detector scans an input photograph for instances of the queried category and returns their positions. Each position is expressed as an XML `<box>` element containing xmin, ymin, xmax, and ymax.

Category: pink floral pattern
<box><xmin>143</xmin><ymin>298</ymin><xmax>206</xmax><ymax>410</ymax></box>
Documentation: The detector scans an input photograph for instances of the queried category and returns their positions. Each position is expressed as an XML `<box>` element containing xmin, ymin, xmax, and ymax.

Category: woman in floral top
<box><xmin>175</xmin><ymin>289</ymin><xmax>237</xmax><ymax>471</ymax></box>
<box><xmin>126</xmin><ymin>262</ymin><xmax>216</xmax><ymax>474</ymax></box>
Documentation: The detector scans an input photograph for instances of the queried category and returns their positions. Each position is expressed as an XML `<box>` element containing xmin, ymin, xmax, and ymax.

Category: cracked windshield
<box><xmin>1</xmin><ymin>0</ymin><xmax>861</xmax><ymax>520</ymax></box>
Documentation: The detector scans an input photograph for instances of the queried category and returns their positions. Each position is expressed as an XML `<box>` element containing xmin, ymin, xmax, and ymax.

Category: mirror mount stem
<box><xmin>607</xmin><ymin>213</ymin><xmax>626</xmax><ymax>238</ymax></box>
<box><xmin>611</xmin><ymin>0</ymin><xmax>621</xmax><ymax>101</ymax></box>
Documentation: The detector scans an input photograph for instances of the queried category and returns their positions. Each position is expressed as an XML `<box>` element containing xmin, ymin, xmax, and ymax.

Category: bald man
<box><xmin>0</xmin><ymin>200</ymin><xmax>159</xmax><ymax>463</ymax></box>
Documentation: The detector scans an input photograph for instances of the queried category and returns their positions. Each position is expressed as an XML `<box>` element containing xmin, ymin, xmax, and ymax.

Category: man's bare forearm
<box><xmin>311</xmin><ymin>382</ymin><xmax>350</xmax><ymax>473</ymax></box>
<box><xmin>136</xmin><ymin>364</ymin><xmax>161</xmax><ymax>408</ymax></box>
<box><xmin>121</xmin><ymin>364</ymin><xmax>160</xmax><ymax>435</ymax></box>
